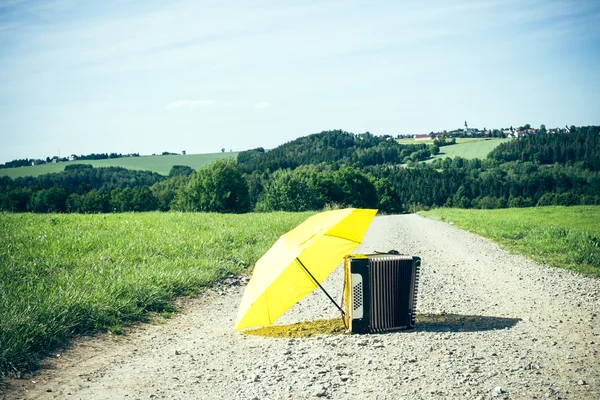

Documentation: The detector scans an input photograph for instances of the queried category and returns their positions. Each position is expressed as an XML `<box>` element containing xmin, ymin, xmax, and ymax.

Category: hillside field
<box><xmin>395</xmin><ymin>138</ymin><xmax>511</xmax><ymax>161</ymax></box>
<box><xmin>429</xmin><ymin>138</ymin><xmax>511</xmax><ymax>161</ymax></box>
<box><xmin>420</xmin><ymin>205</ymin><xmax>600</xmax><ymax>277</ymax></box>
<box><xmin>0</xmin><ymin>152</ymin><xmax>238</xmax><ymax>179</ymax></box>
<box><xmin>0</xmin><ymin>211</ymin><xmax>313</xmax><ymax>376</ymax></box>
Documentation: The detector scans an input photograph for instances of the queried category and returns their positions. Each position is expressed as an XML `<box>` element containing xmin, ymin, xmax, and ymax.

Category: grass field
<box><xmin>428</xmin><ymin>138</ymin><xmax>511</xmax><ymax>161</ymax></box>
<box><xmin>0</xmin><ymin>152</ymin><xmax>239</xmax><ymax>179</ymax></box>
<box><xmin>395</xmin><ymin>137</ymin><xmax>510</xmax><ymax>161</ymax></box>
<box><xmin>0</xmin><ymin>211</ymin><xmax>312</xmax><ymax>376</ymax></box>
<box><xmin>420</xmin><ymin>206</ymin><xmax>600</xmax><ymax>278</ymax></box>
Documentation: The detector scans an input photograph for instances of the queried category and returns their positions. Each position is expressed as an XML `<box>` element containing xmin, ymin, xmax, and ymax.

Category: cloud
<box><xmin>254</xmin><ymin>102</ymin><xmax>271</xmax><ymax>110</ymax></box>
<box><xmin>165</xmin><ymin>100</ymin><xmax>215</xmax><ymax>110</ymax></box>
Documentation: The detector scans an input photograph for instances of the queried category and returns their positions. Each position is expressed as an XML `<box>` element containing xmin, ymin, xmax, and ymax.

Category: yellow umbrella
<box><xmin>235</xmin><ymin>208</ymin><xmax>377</xmax><ymax>330</ymax></box>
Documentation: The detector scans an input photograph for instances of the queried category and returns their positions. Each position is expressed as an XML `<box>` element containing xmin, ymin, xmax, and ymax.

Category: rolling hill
<box><xmin>0</xmin><ymin>152</ymin><xmax>238</xmax><ymax>179</ymax></box>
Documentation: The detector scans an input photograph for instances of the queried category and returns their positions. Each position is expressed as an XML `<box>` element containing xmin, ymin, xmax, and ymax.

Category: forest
<box><xmin>0</xmin><ymin>127</ymin><xmax>598</xmax><ymax>214</ymax></box>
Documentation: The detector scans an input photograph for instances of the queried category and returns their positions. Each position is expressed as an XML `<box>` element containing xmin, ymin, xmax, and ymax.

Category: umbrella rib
<box><xmin>295</xmin><ymin>257</ymin><xmax>345</xmax><ymax>317</ymax></box>
<box><xmin>324</xmin><ymin>233</ymin><xmax>362</xmax><ymax>244</ymax></box>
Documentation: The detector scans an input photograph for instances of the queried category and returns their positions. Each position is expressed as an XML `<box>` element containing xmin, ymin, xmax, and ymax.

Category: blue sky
<box><xmin>0</xmin><ymin>0</ymin><xmax>599</xmax><ymax>162</ymax></box>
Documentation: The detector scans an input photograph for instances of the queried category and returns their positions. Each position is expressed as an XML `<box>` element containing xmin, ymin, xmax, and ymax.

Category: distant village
<box><xmin>408</xmin><ymin>121</ymin><xmax>572</xmax><ymax>141</ymax></box>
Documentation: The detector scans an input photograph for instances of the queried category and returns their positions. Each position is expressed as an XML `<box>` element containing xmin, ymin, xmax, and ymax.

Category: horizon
<box><xmin>1</xmin><ymin>0</ymin><xmax>599</xmax><ymax>164</ymax></box>
<box><xmin>0</xmin><ymin>124</ymin><xmax>580</xmax><ymax>163</ymax></box>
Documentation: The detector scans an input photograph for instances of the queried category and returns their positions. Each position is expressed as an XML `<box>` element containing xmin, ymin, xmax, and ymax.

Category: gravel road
<box><xmin>3</xmin><ymin>214</ymin><xmax>599</xmax><ymax>400</ymax></box>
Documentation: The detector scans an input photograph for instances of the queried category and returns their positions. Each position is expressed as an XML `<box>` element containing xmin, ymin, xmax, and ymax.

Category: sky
<box><xmin>0</xmin><ymin>0</ymin><xmax>599</xmax><ymax>163</ymax></box>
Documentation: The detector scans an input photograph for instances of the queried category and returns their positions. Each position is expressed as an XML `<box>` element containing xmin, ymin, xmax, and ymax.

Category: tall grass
<box><xmin>0</xmin><ymin>211</ymin><xmax>312</xmax><ymax>377</ymax></box>
<box><xmin>420</xmin><ymin>206</ymin><xmax>600</xmax><ymax>277</ymax></box>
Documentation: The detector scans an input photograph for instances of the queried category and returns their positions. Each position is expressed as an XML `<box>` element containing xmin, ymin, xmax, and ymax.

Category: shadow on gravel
<box><xmin>244</xmin><ymin>319</ymin><xmax>346</xmax><ymax>338</ymax></box>
<box><xmin>414</xmin><ymin>313</ymin><xmax>521</xmax><ymax>333</ymax></box>
<box><xmin>243</xmin><ymin>314</ymin><xmax>521</xmax><ymax>337</ymax></box>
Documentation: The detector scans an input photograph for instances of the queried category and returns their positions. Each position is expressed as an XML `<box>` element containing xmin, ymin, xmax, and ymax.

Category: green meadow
<box><xmin>0</xmin><ymin>152</ymin><xmax>238</xmax><ymax>179</ymax></box>
<box><xmin>428</xmin><ymin>138</ymin><xmax>511</xmax><ymax>161</ymax></box>
<box><xmin>395</xmin><ymin>137</ymin><xmax>510</xmax><ymax>161</ymax></box>
<box><xmin>420</xmin><ymin>206</ymin><xmax>600</xmax><ymax>278</ymax></box>
<box><xmin>0</xmin><ymin>211</ymin><xmax>312</xmax><ymax>376</ymax></box>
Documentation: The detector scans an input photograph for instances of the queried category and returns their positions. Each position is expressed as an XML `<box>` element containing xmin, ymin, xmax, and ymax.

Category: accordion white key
<box><xmin>343</xmin><ymin>254</ymin><xmax>421</xmax><ymax>334</ymax></box>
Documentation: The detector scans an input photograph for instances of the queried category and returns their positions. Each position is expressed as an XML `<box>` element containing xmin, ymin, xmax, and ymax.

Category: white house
<box><xmin>414</xmin><ymin>134</ymin><xmax>432</xmax><ymax>141</ymax></box>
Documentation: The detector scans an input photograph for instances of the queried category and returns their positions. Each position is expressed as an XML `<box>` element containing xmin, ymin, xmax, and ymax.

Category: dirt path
<box><xmin>3</xmin><ymin>214</ymin><xmax>599</xmax><ymax>399</ymax></box>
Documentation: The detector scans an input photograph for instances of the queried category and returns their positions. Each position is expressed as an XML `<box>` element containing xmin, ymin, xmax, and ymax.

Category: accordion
<box><xmin>343</xmin><ymin>254</ymin><xmax>421</xmax><ymax>334</ymax></box>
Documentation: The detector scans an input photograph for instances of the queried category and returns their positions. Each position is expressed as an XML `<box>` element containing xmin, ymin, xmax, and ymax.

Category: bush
<box><xmin>475</xmin><ymin>196</ymin><xmax>505</xmax><ymax>209</ymax></box>
<box><xmin>508</xmin><ymin>196</ymin><xmax>534</xmax><ymax>208</ymax></box>
<box><xmin>537</xmin><ymin>193</ymin><xmax>557</xmax><ymax>206</ymax></box>
<box><xmin>64</xmin><ymin>164</ymin><xmax>93</xmax><ymax>171</ymax></box>
<box><xmin>556</xmin><ymin>193</ymin><xmax>581</xmax><ymax>206</ymax></box>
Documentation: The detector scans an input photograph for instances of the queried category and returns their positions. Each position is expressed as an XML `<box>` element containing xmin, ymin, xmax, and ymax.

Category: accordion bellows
<box><xmin>343</xmin><ymin>254</ymin><xmax>421</xmax><ymax>334</ymax></box>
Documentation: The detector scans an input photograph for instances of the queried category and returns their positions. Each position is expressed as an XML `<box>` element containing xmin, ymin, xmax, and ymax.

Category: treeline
<box><xmin>368</xmin><ymin>159</ymin><xmax>600</xmax><ymax>211</ymax></box>
<box><xmin>0</xmin><ymin>165</ymin><xmax>172</xmax><ymax>213</ymax></box>
<box><xmin>245</xmin><ymin>159</ymin><xmax>599</xmax><ymax>214</ymax></box>
<box><xmin>76</xmin><ymin>152</ymin><xmax>140</xmax><ymax>161</ymax></box>
<box><xmin>489</xmin><ymin>126</ymin><xmax>600</xmax><ymax>170</ymax></box>
<box><xmin>1</xmin><ymin>128</ymin><xmax>599</xmax><ymax>214</ymax></box>
<box><xmin>237</xmin><ymin>130</ymin><xmax>439</xmax><ymax>172</ymax></box>
<box><xmin>0</xmin><ymin>152</ymin><xmax>140</xmax><ymax>169</ymax></box>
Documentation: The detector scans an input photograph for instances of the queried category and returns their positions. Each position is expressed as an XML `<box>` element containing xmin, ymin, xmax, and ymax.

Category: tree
<box><xmin>539</xmin><ymin>124</ymin><xmax>547</xmax><ymax>134</ymax></box>
<box><xmin>110</xmin><ymin>188</ymin><xmax>133</xmax><ymax>212</ymax></box>
<box><xmin>82</xmin><ymin>189</ymin><xmax>109</xmax><ymax>213</ymax></box>
<box><xmin>375</xmin><ymin>178</ymin><xmax>402</xmax><ymax>214</ymax></box>
<box><xmin>66</xmin><ymin>193</ymin><xmax>83</xmax><ymax>212</ymax></box>
<box><xmin>130</xmin><ymin>186</ymin><xmax>158</xmax><ymax>211</ymax></box>
<box><xmin>168</xmin><ymin>165</ymin><xmax>194</xmax><ymax>177</ymax></box>
<box><xmin>453</xmin><ymin>186</ymin><xmax>471</xmax><ymax>208</ymax></box>
<box><xmin>332</xmin><ymin>167</ymin><xmax>378</xmax><ymax>208</ymax></box>
<box><xmin>175</xmin><ymin>158</ymin><xmax>250</xmax><ymax>213</ymax></box>
<box><xmin>1</xmin><ymin>188</ymin><xmax>31</xmax><ymax>212</ymax></box>
<box><xmin>28</xmin><ymin>187</ymin><xmax>68</xmax><ymax>213</ymax></box>
<box><xmin>257</xmin><ymin>168</ymin><xmax>325</xmax><ymax>211</ymax></box>
<box><xmin>151</xmin><ymin>176</ymin><xmax>189</xmax><ymax>211</ymax></box>
<box><xmin>64</xmin><ymin>164</ymin><xmax>93</xmax><ymax>171</ymax></box>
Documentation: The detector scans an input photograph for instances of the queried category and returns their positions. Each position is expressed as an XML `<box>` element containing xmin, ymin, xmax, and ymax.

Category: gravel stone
<box><xmin>491</xmin><ymin>386</ymin><xmax>504</xmax><ymax>397</ymax></box>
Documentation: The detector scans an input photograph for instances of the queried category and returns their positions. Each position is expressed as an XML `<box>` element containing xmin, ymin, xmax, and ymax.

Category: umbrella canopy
<box><xmin>235</xmin><ymin>208</ymin><xmax>377</xmax><ymax>330</ymax></box>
